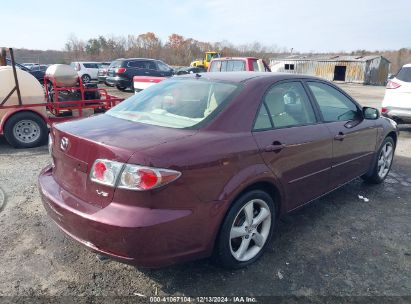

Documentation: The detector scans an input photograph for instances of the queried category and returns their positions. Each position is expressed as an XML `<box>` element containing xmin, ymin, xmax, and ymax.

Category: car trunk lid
<box><xmin>51</xmin><ymin>114</ymin><xmax>196</xmax><ymax>207</ymax></box>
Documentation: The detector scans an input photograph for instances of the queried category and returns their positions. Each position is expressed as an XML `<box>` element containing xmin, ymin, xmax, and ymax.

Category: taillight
<box><xmin>90</xmin><ymin>159</ymin><xmax>181</xmax><ymax>191</ymax></box>
<box><xmin>119</xmin><ymin>164</ymin><xmax>181</xmax><ymax>191</ymax></box>
<box><xmin>386</xmin><ymin>81</ymin><xmax>401</xmax><ymax>89</ymax></box>
<box><xmin>381</xmin><ymin>107</ymin><xmax>388</xmax><ymax>114</ymax></box>
<box><xmin>90</xmin><ymin>159</ymin><xmax>124</xmax><ymax>187</ymax></box>
<box><xmin>116</xmin><ymin>68</ymin><xmax>126</xmax><ymax>73</ymax></box>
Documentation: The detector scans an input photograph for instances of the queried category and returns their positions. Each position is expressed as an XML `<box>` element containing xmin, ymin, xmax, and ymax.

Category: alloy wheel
<box><xmin>229</xmin><ymin>199</ymin><xmax>271</xmax><ymax>262</ymax></box>
<box><xmin>377</xmin><ymin>141</ymin><xmax>394</xmax><ymax>179</ymax></box>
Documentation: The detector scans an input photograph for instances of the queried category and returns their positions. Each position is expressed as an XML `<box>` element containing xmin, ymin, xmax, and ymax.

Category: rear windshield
<box><xmin>107</xmin><ymin>79</ymin><xmax>240</xmax><ymax>129</ymax></box>
<box><xmin>109</xmin><ymin>60</ymin><xmax>123</xmax><ymax>69</ymax></box>
<box><xmin>210</xmin><ymin>60</ymin><xmax>246</xmax><ymax>72</ymax></box>
<box><xmin>396</xmin><ymin>67</ymin><xmax>411</xmax><ymax>82</ymax></box>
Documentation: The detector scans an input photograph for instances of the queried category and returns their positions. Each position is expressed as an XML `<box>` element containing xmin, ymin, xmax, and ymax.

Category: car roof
<box><xmin>177</xmin><ymin>72</ymin><xmax>317</xmax><ymax>83</ymax></box>
<box><xmin>212</xmin><ymin>57</ymin><xmax>259</xmax><ymax>61</ymax></box>
<box><xmin>115</xmin><ymin>58</ymin><xmax>157</xmax><ymax>62</ymax></box>
<box><xmin>402</xmin><ymin>63</ymin><xmax>411</xmax><ymax>68</ymax></box>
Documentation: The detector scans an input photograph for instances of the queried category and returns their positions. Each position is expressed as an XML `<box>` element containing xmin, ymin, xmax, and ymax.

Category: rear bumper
<box><xmin>38</xmin><ymin>165</ymin><xmax>217</xmax><ymax>267</ymax></box>
<box><xmin>98</xmin><ymin>75</ymin><xmax>107</xmax><ymax>82</ymax></box>
<box><xmin>105</xmin><ymin>76</ymin><xmax>131</xmax><ymax>88</ymax></box>
<box><xmin>382</xmin><ymin>107</ymin><xmax>411</xmax><ymax>124</ymax></box>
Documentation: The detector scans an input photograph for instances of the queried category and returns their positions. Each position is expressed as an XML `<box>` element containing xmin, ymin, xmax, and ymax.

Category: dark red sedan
<box><xmin>39</xmin><ymin>72</ymin><xmax>398</xmax><ymax>268</ymax></box>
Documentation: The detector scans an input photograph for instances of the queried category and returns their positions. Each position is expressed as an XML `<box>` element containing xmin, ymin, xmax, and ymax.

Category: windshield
<box><xmin>396</xmin><ymin>67</ymin><xmax>411</xmax><ymax>82</ymax></box>
<box><xmin>107</xmin><ymin>78</ymin><xmax>240</xmax><ymax>129</ymax></box>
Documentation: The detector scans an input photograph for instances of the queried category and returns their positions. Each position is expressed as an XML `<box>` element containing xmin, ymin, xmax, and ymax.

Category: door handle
<box><xmin>264</xmin><ymin>141</ymin><xmax>285</xmax><ymax>152</ymax></box>
<box><xmin>334</xmin><ymin>132</ymin><xmax>346</xmax><ymax>141</ymax></box>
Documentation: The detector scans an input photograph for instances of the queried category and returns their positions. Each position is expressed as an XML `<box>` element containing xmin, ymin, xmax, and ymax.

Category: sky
<box><xmin>2</xmin><ymin>0</ymin><xmax>411</xmax><ymax>53</ymax></box>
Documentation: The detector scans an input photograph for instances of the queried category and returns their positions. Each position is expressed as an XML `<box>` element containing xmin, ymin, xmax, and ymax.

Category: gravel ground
<box><xmin>0</xmin><ymin>83</ymin><xmax>410</xmax><ymax>303</ymax></box>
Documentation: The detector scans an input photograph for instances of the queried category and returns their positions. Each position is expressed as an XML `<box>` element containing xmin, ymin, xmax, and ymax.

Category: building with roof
<box><xmin>269</xmin><ymin>55</ymin><xmax>390</xmax><ymax>86</ymax></box>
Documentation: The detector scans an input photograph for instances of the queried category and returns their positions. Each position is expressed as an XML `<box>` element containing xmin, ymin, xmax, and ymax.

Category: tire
<box><xmin>362</xmin><ymin>136</ymin><xmax>395</xmax><ymax>184</ymax></box>
<box><xmin>213</xmin><ymin>190</ymin><xmax>276</xmax><ymax>269</ymax></box>
<box><xmin>4</xmin><ymin>112</ymin><xmax>48</xmax><ymax>148</ymax></box>
<box><xmin>82</xmin><ymin>74</ymin><xmax>91</xmax><ymax>83</ymax></box>
<box><xmin>116</xmin><ymin>85</ymin><xmax>128</xmax><ymax>91</ymax></box>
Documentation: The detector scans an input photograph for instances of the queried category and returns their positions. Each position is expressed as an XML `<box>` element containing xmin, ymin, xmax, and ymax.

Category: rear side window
<box><xmin>127</xmin><ymin>60</ymin><xmax>145</xmax><ymax>68</ymax></box>
<box><xmin>254</xmin><ymin>104</ymin><xmax>272</xmax><ymax>130</ymax></box>
<box><xmin>307</xmin><ymin>82</ymin><xmax>359</xmax><ymax>122</ymax></box>
<box><xmin>396</xmin><ymin>67</ymin><xmax>411</xmax><ymax>82</ymax></box>
<box><xmin>146</xmin><ymin>61</ymin><xmax>157</xmax><ymax>70</ymax></box>
<box><xmin>83</xmin><ymin>63</ymin><xmax>99</xmax><ymax>69</ymax></box>
<box><xmin>255</xmin><ymin>82</ymin><xmax>316</xmax><ymax>129</ymax></box>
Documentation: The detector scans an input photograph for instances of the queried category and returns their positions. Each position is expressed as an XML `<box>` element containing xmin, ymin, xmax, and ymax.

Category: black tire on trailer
<box><xmin>4</xmin><ymin>112</ymin><xmax>48</xmax><ymax>148</ymax></box>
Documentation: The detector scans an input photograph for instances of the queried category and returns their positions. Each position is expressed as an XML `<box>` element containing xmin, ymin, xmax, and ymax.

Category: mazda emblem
<box><xmin>60</xmin><ymin>137</ymin><xmax>69</xmax><ymax>151</ymax></box>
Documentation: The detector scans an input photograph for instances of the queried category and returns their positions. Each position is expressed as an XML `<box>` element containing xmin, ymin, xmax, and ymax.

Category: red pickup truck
<box><xmin>208</xmin><ymin>57</ymin><xmax>271</xmax><ymax>72</ymax></box>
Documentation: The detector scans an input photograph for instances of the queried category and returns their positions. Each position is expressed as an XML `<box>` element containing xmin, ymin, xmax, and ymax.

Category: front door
<box><xmin>252</xmin><ymin>81</ymin><xmax>333</xmax><ymax>211</ymax></box>
<box><xmin>306</xmin><ymin>81</ymin><xmax>377</xmax><ymax>189</ymax></box>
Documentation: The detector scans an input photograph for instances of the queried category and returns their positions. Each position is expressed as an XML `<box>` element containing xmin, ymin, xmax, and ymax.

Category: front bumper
<box><xmin>38</xmin><ymin>166</ymin><xmax>213</xmax><ymax>267</ymax></box>
<box><xmin>382</xmin><ymin>107</ymin><xmax>411</xmax><ymax>124</ymax></box>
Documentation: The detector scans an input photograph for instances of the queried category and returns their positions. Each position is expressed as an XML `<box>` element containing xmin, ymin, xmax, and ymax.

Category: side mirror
<box><xmin>363</xmin><ymin>107</ymin><xmax>380</xmax><ymax>120</ymax></box>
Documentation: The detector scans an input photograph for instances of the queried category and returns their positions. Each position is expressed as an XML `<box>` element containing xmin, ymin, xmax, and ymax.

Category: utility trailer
<box><xmin>0</xmin><ymin>48</ymin><xmax>124</xmax><ymax>148</ymax></box>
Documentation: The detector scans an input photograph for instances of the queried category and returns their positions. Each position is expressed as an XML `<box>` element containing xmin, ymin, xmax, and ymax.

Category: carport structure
<box><xmin>270</xmin><ymin>55</ymin><xmax>390</xmax><ymax>86</ymax></box>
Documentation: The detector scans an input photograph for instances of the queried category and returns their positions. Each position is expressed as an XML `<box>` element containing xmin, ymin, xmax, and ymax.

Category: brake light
<box><xmin>90</xmin><ymin>159</ymin><xmax>181</xmax><ymax>191</ymax></box>
<box><xmin>119</xmin><ymin>164</ymin><xmax>181</xmax><ymax>191</ymax></box>
<box><xmin>116</xmin><ymin>68</ymin><xmax>126</xmax><ymax>73</ymax></box>
<box><xmin>381</xmin><ymin>107</ymin><xmax>388</xmax><ymax>114</ymax></box>
<box><xmin>90</xmin><ymin>159</ymin><xmax>124</xmax><ymax>187</ymax></box>
<box><xmin>386</xmin><ymin>81</ymin><xmax>401</xmax><ymax>89</ymax></box>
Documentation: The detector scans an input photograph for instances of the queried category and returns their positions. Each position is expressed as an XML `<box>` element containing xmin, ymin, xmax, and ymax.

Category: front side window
<box><xmin>107</xmin><ymin>79</ymin><xmax>240</xmax><ymax>129</ymax></box>
<box><xmin>257</xmin><ymin>82</ymin><xmax>316</xmax><ymax>129</ymax></box>
<box><xmin>307</xmin><ymin>82</ymin><xmax>359</xmax><ymax>122</ymax></box>
<box><xmin>157</xmin><ymin>61</ymin><xmax>171</xmax><ymax>72</ymax></box>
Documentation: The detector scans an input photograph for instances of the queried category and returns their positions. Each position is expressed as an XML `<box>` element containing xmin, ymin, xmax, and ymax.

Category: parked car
<box><xmin>30</xmin><ymin>64</ymin><xmax>49</xmax><ymax>72</ymax></box>
<box><xmin>97</xmin><ymin>62</ymin><xmax>111</xmax><ymax>84</ymax></box>
<box><xmin>6</xmin><ymin>58</ymin><xmax>45</xmax><ymax>84</ymax></box>
<box><xmin>22</xmin><ymin>63</ymin><xmax>38</xmax><ymax>69</ymax></box>
<box><xmin>39</xmin><ymin>72</ymin><xmax>398</xmax><ymax>269</ymax></box>
<box><xmin>382</xmin><ymin>64</ymin><xmax>411</xmax><ymax>124</ymax></box>
<box><xmin>133</xmin><ymin>75</ymin><xmax>167</xmax><ymax>93</ymax></box>
<box><xmin>105</xmin><ymin>58</ymin><xmax>174</xmax><ymax>91</ymax></box>
<box><xmin>175</xmin><ymin>66</ymin><xmax>206</xmax><ymax>75</ymax></box>
<box><xmin>70</xmin><ymin>61</ymin><xmax>100</xmax><ymax>83</ymax></box>
<box><xmin>208</xmin><ymin>57</ymin><xmax>271</xmax><ymax>72</ymax></box>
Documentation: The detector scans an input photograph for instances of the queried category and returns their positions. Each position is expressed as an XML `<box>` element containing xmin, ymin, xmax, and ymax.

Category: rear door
<box><xmin>83</xmin><ymin>63</ymin><xmax>99</xmax><ymax>79</ymax></box>
<box><xmin>306</xmin><ymin>81</ymin><xmax>377</xmax><ymax>188</ymax></box>
<box><xmin>252</xmin><ymin>80</ymin><xmax>333</xmax><ymax>211</ymax></box>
